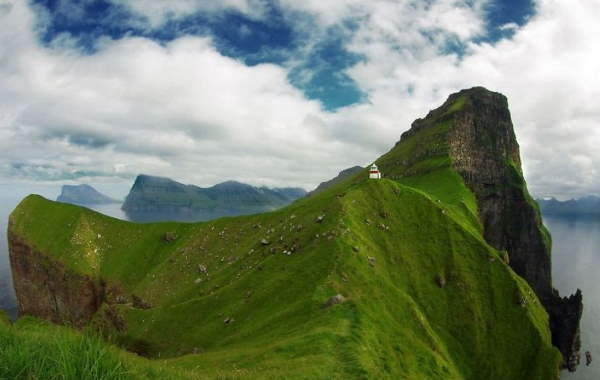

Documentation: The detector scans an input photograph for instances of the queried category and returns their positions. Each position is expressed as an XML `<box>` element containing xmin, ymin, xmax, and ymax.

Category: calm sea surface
<box><xmin>0</xmin><ymin>196</ymin><xmax>598</xmax><ymax>377</ymax></box>
<box><xmin>546</xmin><ymin>216</ymin><xmax>600</xmax><ymax>380</ymax></box>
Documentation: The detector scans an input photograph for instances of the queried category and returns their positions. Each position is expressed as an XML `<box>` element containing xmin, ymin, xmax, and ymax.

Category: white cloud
<box><xmin>0</xmin><ymin>0</ymin><xmax>599</xmax><ymax>200</ymax></box>
<box><xmin>0</xmin><ymin>0</ymin><xmax>367</xmax><ymax>190</ymax></box>
<box><xmin>326</xmin><ymin>0</ymin><xmax>600</xmax><ymax>198</ymax></box>
<box><xmin>499</xmin><ymin>22</ymin><xmax>519</xmax><ymax>31</ymax></box>
<box><xmin>109</xmin><ymin>0</ymin><xmax>269</xmax><ymax>27</ymax></box>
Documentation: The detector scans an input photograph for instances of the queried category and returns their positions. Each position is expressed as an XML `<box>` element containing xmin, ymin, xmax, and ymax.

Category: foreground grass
<box><xmin>0</xmin><ymin>315</ymin><xmax>191</xmax><ymax>380</ymax></box>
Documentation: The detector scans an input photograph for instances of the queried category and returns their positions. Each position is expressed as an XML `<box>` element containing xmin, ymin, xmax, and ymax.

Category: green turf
<box><xmin>6</xmin><ymin>175</ymin><xmax>561</xmax><ymax>379</ymax></box>
<box><xmin>4</xmin><ymin>92</ymin><xmax>562</xmax><ymax>379</ymax></box>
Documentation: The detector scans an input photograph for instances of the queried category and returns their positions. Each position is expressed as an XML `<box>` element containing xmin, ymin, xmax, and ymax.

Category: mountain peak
<box><xmin>378</xmin><ymin>86</ymin><xmax>582</xmax><ymax>370</ymax></box>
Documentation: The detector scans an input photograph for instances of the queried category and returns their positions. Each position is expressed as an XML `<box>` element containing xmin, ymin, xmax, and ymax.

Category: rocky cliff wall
<box><xmin>421</xmin><ymin>87</ymin><xmax>583</xmax><ymax>371</ymax></box>
<box><xmin>8</xmin><ymin>230</ymin><xmax>105</xmax><ymax>328</ymax></box>
<box><xmin>445</xmin><ymin>88</ymin><xmax>552</xmax><ymax>299</ymax></box>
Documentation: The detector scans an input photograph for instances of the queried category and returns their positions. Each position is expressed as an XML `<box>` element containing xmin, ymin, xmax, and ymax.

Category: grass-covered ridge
<box><xmin>7</xmin><ymin>172</ymin><xmax>561</xmax><ymax>379</ymax></box>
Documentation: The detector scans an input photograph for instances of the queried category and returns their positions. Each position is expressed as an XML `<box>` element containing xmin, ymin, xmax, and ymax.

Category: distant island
<box><xmin>56</xmin><ymin>184</ymin><xmax>119</xmax><ymax>206</ymax></box>
<box><xmin>537</xmin><ymin>196</ymin><xmax>600</xmax><ymax>217</ymax></box>
<box><xmin>121</xmin><ymin>175</ymin><xmax>306</xmax><ymax>221</ymax></box>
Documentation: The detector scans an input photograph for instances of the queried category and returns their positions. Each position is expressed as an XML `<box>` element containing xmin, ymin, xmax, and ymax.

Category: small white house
<box><xmin>369</xmin><ymin>164</ymin><xmax>382</xmax><ymax>179</ymax></box>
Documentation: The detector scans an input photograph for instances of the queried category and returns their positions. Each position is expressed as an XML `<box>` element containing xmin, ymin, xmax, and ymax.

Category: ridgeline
<box><xmin>3</xmin><ymin>87</ymin><xmax>581</xmax><ymax>379</ymax></box>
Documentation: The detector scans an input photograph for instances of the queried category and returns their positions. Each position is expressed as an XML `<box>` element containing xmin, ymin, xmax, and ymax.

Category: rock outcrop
<box><xmin>384</xmin><ymin>86</ymin><xmax>583</xmax><ymax>371</ymax></box>
<box><xmin>9</xmin><ymin>227</ymin><xmax>154</xmax><ymax>330</ymax></box>
<box><xmin>8</xmin><ymin>231</ymin><xmax>105</xmax><ymax>328</ymax></box>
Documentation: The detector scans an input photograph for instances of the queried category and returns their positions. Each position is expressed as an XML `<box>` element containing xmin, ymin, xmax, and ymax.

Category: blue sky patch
<box><xmin>30</xmin><ymin>0</ymin><xmax>536</xmax><ymax>111</ymax></box>
<box><xmin>483</xmin><ymin>0</ymin><xmax>536</xmax><ymax>41</ymax></box>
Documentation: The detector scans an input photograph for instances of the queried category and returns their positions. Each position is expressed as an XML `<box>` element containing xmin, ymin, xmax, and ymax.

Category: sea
<box><xmin>0</xmin><ymin>190</ymin><xmax>598</xmax><ymax>378</ymax></box>
<box><xmin>547</xmin><ymin>215</ymin><xmax>600</xmax><ymax>380</ymax></box>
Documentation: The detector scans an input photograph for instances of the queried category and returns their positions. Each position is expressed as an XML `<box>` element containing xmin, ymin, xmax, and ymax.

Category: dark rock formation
<box><xmin>323</xmin><ymin>294</ymin><xmax>346</xmax><ymax>308</ymax></box>
<box><xmin>308</xmin><ymin>166</ymin><xmax>363</xmax><ymax>196</ymax></box>
<box><xmin>443</xmin><ymin>88</ymin><xmax>552</xmax><ymax>299</ymax></box>
<box><xmin>585</xmin><ymin>351</ymin><xmax>592</xmax><ymax>366</ymax></box>
<box><xmin>57</xmin><ymin>184</ymin><xmax>118</xmax><ymax>206</ymax></box>
<box><xmin>121</xmin><ymin>175</ymin><xmax>306</xmax><ymax>222</ymax></box>
<box><xmin>546</xmin><ymin>289</ymin><xmax>583</xmax><ymax>371</ymax></box>
<box><xmin>9</xmin><ymin>228</ymin><xmax>145</xmax><ymax>329</ymax></box>
<box><xmin>387</xmin><ymin>87</ymin><xmax>583</xmax><ymax>371</ymax></box>
<box><xmin>8</xmin><ymin>231</ymin><xmax>105</xmax><ymax>328</ymax></box>
<box><xmin>444</xmin><ymin>88</ymin><xmax>582</xmax><ymax>371</ymax></box>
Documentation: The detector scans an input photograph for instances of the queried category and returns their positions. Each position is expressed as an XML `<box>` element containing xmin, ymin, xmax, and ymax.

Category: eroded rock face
<box><xmin>410</xmin><ymin>87</ymin><xmax>583</xmax><ymax>371</ymax></box>
<box><xmin>385</xmin><ymin>87</ymin><xmax>583</xmax><ymax>370</ymax></box>
<box><xmin>547</xmin><ymin>289</ymin><xmax>584</xmax><ymax>372</ymax></box>
<box><xmin>8</xmin><ymin>231</ymin><xmax>105</xmax><ymax>328</ymax></box>
<box><xmin>446</xmin><ymin>88</ymin><xmax>552</xmax><ymax>299</ymax></box>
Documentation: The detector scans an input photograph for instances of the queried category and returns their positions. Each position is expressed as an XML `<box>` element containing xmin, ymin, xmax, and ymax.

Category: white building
<box><xmin>369</xmin><ymin>164</ymin><xmax>382</xmax><ymax>179</ymax></box>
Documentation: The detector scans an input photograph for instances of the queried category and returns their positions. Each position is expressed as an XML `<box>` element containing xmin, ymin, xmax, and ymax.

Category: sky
<box><xmin>0</xmin><ymin>0</ymin><xmax>598</xmax><ymax>200</ymax></box>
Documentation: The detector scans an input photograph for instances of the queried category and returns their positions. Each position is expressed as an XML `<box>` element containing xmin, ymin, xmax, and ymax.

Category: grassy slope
<box><xmin>0</xmin><ymin>316</ymin><xmax>195</xmax><ymax>380</ymax></box>
<box><xmin>4</xmin><ymin>92</ymin><xmax>561</xmax><ymax>379</ymax></box>
<box><xmin>6</xmin><ymin>174</ymin><xmax>560</xmax><ymax>379</ymax></box>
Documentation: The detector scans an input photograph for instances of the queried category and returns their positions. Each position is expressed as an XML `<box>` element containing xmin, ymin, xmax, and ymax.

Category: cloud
<box><xmin>0</xmin><ymin>0</ymin><xmax>599</xmax><ymax>200</ymax></box>
<box><xmin>499</xmin><ymin>22</ymin><xmax>519</xmax><ymax>31</ymax></box>
<box><xmin>108</xmin><ymin>0</ymin><xmax>269</xmax><ymax>27</ymax></box>
<box><xmin>0</xmin><ymin>1</ymin><xmax>363</xmax><ymax>190</ymax></box>
<box><xmin>314</xmin><ymin>0</ymin><xmax>600</xmax><ymax>199</ymax></box>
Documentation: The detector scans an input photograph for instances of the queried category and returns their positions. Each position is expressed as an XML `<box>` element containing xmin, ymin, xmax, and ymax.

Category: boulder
<box><xmin>324</xmin><ymin>294</ymin><xmax>346</xmax><ymax>308</ymax></box>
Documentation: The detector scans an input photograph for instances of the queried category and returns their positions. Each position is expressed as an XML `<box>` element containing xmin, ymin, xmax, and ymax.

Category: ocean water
<box><xmin>0</xmin><ymin>195</ymin><xmax>598</xmax><ymax>377</ymax></box>
<box><xmin>0</xmin><ymin>200</ymin><xmax>17</xmax><ymax>320</ymax></box>
<box><xmin>546</xmin><ymin>216</ymin><xmax>600</xmax><ymax>380</ymax></box>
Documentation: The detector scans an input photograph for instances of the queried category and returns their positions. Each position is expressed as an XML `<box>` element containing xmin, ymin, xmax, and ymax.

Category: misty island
<box><xmin>2</xmin><ymin>87</ymin><xmax>583</xmax><ymax>379</ymax></box>
<box><xmin>121</xmin><ymin>175</ymin><xmax>307</xmax><ymax>222</ymax></box>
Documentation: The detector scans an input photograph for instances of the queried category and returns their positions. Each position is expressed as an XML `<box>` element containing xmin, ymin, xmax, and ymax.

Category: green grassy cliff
<box><xmin>4</xmin><ymin>88</ymin><xmax>567</xmax><ymax>379</ymax></box>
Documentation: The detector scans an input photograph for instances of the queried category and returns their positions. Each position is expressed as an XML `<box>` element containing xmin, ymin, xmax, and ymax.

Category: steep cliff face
<box><xmin>379</xmin><ymin>86</ymin><xmax>583</xmax><ymax>371</ymax></box>
<box><xmin>440</xmin><ymin>89</ymin><xmax>552</xmax><ymax>298</ymax></box>
<box><xmin>8</xmin><ymin>231</ymin><xmax>104</xmax><ymax>328</ymax></box>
